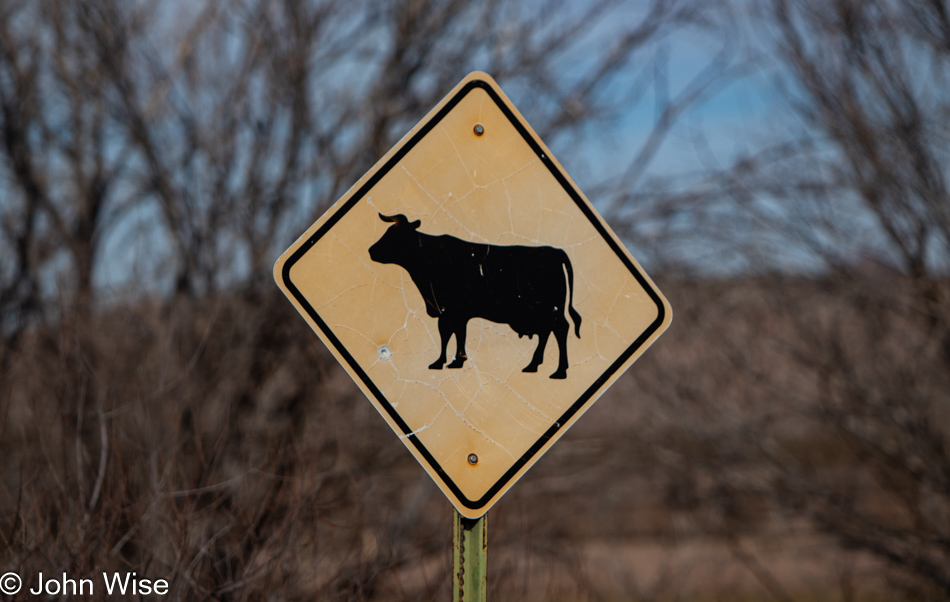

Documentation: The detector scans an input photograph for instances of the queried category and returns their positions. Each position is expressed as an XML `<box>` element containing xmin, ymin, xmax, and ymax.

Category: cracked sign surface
<box><xmin>275</xmin><ymin>72</ymin><xmax>671</xmax><ymax>518</ymax></box>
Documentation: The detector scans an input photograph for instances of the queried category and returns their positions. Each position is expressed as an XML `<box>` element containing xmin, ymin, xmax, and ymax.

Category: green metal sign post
<box><xmin>453</xmin><ymin>512</ymin><xmax>487</xmax><ymax>602</ymax></box>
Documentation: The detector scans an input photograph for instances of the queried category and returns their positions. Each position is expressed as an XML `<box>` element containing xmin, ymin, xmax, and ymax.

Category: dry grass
<box><xmin>0</xmin><ymin>278</ymin><xmax>943</xmax><ymax>600</ymax></box>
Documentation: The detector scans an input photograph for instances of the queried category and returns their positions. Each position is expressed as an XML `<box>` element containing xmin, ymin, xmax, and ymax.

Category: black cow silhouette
<box><xmin>368</xmin><ymin>213</ymin><xmax>581</xmax><ymax>379</ymax></box>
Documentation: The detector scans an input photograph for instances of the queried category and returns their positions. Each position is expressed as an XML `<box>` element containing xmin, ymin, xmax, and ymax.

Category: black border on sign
<box><xmin>281</xmin><ymin>79</ymin><xmax>666</xmax><ymax>511</ymax></box>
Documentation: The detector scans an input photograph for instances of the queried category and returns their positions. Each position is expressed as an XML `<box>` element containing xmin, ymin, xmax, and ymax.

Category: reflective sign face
<box><xmin>275</xmin><ymin>72</ymin><xmax>671</xmax><ymax>518</ymax></box>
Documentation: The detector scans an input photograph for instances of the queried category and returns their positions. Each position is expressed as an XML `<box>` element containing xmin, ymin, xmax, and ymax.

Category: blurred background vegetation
<box><xmin>1</xmin><ymin>0</ymin><xmax>949</xmax><ymax>599</ymax></box>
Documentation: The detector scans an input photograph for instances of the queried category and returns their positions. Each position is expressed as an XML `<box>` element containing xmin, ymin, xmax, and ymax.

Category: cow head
<box><xmin>368</xmin><ymin>213</ymin><xmax>422</xmax><ymax>266</ymax></box>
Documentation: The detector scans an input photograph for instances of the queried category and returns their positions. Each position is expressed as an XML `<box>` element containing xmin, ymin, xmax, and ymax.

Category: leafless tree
<box><xmin>625</xmin><ymin>0</ymin><xmax>950</xmax><ymax>596</ymax></box>
<box><xmin>0</xmin><ymin>1</ymin><xmax>729</xmax><ymax>599</ymax></box>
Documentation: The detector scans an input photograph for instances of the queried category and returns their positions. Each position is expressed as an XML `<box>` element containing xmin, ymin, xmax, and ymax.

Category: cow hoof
<box><xmin>447</xmin><ymin>359</ymin><xmax>466</xmax><ymax>369</ymax></box>
<box><xmin>522</xmin><ymin>365</ymin><xmax>539</xmax><ymax>373</ymax></box>
<box><xmin>549</xmin><ymin>370</ymin><xmax>567</xmax><ymax>379</ymax></box>
<box><xmin>428</xmin><ymin>362</ymin><xmax>444</xmax><ymax>370</ymax></box>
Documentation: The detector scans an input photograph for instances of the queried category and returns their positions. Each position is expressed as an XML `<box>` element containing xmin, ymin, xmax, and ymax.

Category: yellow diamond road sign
<box><xmin>275</xmin><ymin>72</ymin><xmax>671</xmax><ymax>518</ymax></box>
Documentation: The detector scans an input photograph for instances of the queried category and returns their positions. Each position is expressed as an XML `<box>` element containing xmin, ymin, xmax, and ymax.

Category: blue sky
<box><xmin>90</xmin><ymin>3</ymin><xmax>796</xmax><ymax>299</ymax></box>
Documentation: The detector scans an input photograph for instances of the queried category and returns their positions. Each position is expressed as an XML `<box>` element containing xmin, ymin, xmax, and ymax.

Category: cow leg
<box><xmin>522</xmin><ymin>330</ymin><xmax>550</xmax><ymax>373</ymax></box>
<box><xmin>447</xmin><ymin>319</ymin><xmax>468</xmax><ymax>369</ymax></box>
<box><xmin>550</xmin><ymin>316</ymin><xmax>569</xmax><ymax>379</ymax></box>
<box><xmin>429</xmin><ymin>317</ymin><xmax>452</xmax><ymax>370</ymax></box>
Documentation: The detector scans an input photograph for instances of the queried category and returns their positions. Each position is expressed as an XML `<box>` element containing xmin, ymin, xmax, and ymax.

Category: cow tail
<box><xmin>563</xmin><ymin>254</ymin><xmax>582</xmax><ymax>338</ymax></box>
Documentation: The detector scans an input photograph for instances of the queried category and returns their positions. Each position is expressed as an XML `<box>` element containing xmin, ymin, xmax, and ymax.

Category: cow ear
<box><xmin>409</xmin><ymin>220</ymin><xmax>421</xmax><ymax>230</ymax></box>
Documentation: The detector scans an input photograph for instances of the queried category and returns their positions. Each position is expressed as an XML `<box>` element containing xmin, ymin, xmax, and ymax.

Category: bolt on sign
<box><xmin>274</xmin><ymin>72</ymin><xmax>671</xmax><ymax>518</ymax></box>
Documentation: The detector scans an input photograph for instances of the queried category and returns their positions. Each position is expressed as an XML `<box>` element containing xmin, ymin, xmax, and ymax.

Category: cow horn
<box><xmin>379</xmin><ymin>213</ymin><xmax>408</xmax><ymax>224</ymax></box>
